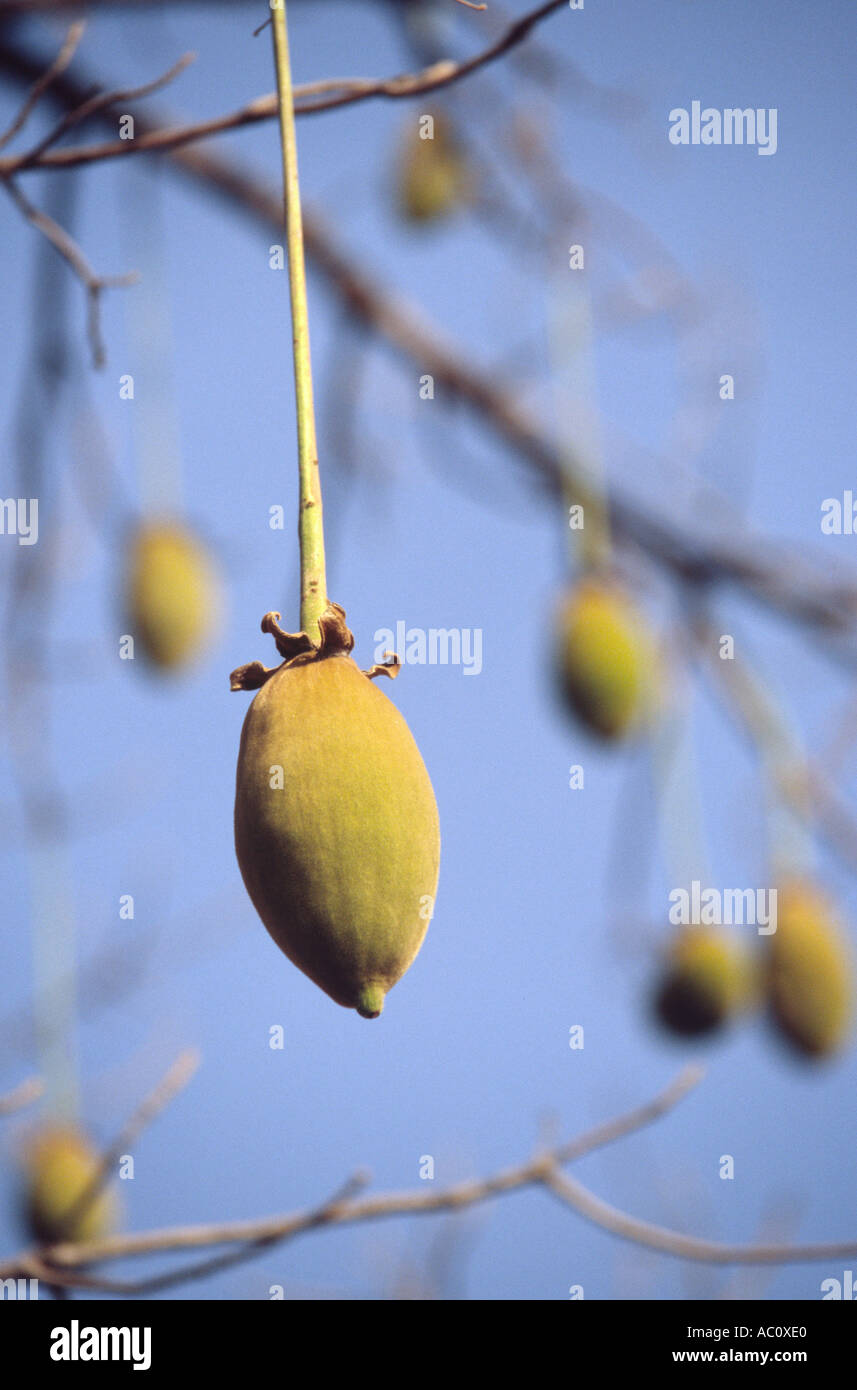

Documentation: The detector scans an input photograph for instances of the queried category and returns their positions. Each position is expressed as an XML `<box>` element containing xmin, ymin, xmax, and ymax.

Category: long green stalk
<box><xmin>270</xmin><ymin>0</ymin><xmax>327</xmax><ymax>642</ymax></box>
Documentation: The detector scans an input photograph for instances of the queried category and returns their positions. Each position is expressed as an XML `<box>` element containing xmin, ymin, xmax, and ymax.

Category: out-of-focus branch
<box><xmin>692</xmin><ymin>612</ymin><xmax>857</xmax><ymax>876</ymax></box>
<box><xmin>0</xmin><ymin>0</ymin><xmax>312</xmax><ymax>8</ymax></box>
<box><xmin>13</xmin><ymin>48</ymin><xmax>195</xmax><ymax>169</ymax></box>
<box><xmin>0</xmin><ymin>0</ymin><xmax>238</xmax><ymax>7</ymax></box>
<box><xmin>0</xmin><ymin>1</ymin><xmax>566</xmax><ymax>174</ymax></box>
<box><xmin>268</xmin><ymin>210</ymin><xmax>857</xmax><ymax>649</ymax></box>
<box><xmin>3</xmin><ymin>177</ymin><xmax>138</xmax><ymax>365</ymax></box>
<box><xmin>541</xmin><ymin>1166</ymin><xmax>857</xmax><ymax>1266</ymax></box>
<box><xmin>3</xmin><ymin>1064</ymin><xmax>857</xmax><ymax>1296</ymax></box>
<box><xmin>0</xmin><ymin>17</ymin><xmax>84</xmax><ymax>151</ymax></box>
<box><xmin>2</xmin><ymin>34</ymin><xmax>857</xmax><ymax>647</ymax></box>
<box><xmin>0</xmin><ymin>1066</ymin><xmax>700</xmax><ymax>1293</ymax></box>
<box><xmin>0</xmin><ymin>1076</ymin><xmax>44</xmax><ymax>1116</ymax></box>
<box><xmin>269</xmin><ymin>0</ymin><xmax>564</xmax><ymax>117</ymax></box>
<box><xmin>46</xmin><ymin>1066</ymin><xmax>703</xmax><ymax>1265</ymax></box>
<box><xmin>55</xmin><ymin>1049</ymin><xmax>200</xmax><ymax>1241</ymax></box>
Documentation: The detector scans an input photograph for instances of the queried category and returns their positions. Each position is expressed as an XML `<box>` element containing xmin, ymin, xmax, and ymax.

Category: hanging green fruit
<box><xmin>231</xmin><ymin>603</ymin><xmax>440</xmax><ymax>1018</ymax></box>
<box><xmin>125</xmin><ymin>519</ymin><xmax>219</xmax><ymax>672</ymax></box>
<box><xmin>768</xmin><ymin>878</ymin><xmax>853</xmax><ymax>1058</ymax></box>
<box><xmin>556</xmin><ymin>576</ymin><xmax>658</xmax><ymax>739</ymax></box>
<box><xmin>397</xmin><ymin>111</ymin><xmax>469</xmax><ymax>223</ymax></box>
<box><xmin>22</xmin><ymin>1123</ymin><xmax>119</xmax><ymax>1246</ymax></box>
<box><xmin>241</xmin><ymin>9</ymin><xmax>439</xmax><ymax>1018</ymax></box>
<box><xmin>653</xmin><ymin>926</ymin><xmax>757</xmax><ymax>1038</ymax></box>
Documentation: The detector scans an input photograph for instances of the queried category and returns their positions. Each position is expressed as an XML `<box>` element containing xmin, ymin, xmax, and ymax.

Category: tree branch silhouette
<box><xmin>1</xmin><ymin>29</ymin><xmax>855</xmax><ymax>649</ymax></box>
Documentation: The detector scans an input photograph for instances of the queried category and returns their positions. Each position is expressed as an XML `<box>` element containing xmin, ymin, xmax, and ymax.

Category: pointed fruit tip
<box><xmin>356</xmin><ymin>984</ymin><xmax>386</xmax><ymax>1020</ymax></box>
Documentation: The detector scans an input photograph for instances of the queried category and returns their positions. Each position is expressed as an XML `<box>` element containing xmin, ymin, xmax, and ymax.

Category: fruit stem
<box><xmin>270</xmin><ymin>0</ymin><xmax>328</xmax><ymax>643</ymax></box>
<box><xmin>552</xmin><ymin>285</ymin><xmax>612</xmax><ymax>574</ymax></box>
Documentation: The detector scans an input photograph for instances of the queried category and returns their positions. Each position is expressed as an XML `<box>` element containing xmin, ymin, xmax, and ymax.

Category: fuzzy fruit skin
<box><xmin>398</xmin><ymin>114</ymin><xmax>466</xmax><ymax>223</ymax></box>
<box><xmin>654</xmin><ymin>928</ymin><xmax>755</xmax><ymax>1038</ymax></box>
<box><xmin>126</xmin><ymin>521</ymin><xmax>218</xmax><ymax>671</ymax></box>
<box><xmin>556</xmin><ymin>580</ymin><xmax>655</xmax><ymax>740</ymax></box>
<box><xmin>234</xmin><ymin>654</ymin><xmax>440</xmax><ymax>1017</ymax></box>
<box><xmin>768</xmin><ymin>880</ymin><xmax>853</xmax><ymax>1058</ymax></box>
<box><xmin>23</xmin><ymin>1125</ymin><xmax>119</xmax><ymax>1246</ymax></box>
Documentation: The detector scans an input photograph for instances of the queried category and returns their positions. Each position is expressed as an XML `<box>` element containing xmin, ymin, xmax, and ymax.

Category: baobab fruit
<box><xmin>22</xmin><ymin>1124</ymin><xmax>118</xmax><ymax>1246</ymax></box>
<box><xmin>126</xmin><ymin>520</ymin><xmax>218</xmax><ymax>671</ymax></box>
<box><xmin>398</xmin><ymin>111</ymin><xmax>468</xmax><ymax>223</ymax></box>
<box><xmin>654</xmin><ymin>927</ymin><xmax>756</xmax><ymax>1037</ymax></box>
<box><xmin>768</xmin><ymin>879</ymin><xmax>853</xmax><ymax>1058</ymax></box>
<box><xmin>556</xmin><ymin>577</ymin><xmax>657</xmax><ymax>739</ymax></box>
<box><xmin>231</xmin><ymin>603</ymin><xmax>440</xmax><ymax>1018</ymax></box>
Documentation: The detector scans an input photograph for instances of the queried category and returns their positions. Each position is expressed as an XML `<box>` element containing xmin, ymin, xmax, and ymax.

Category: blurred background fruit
<box><xmin>768</xmin><ymin>879</ymin><xmax>854</xmax><ymax>1059</ymax></box>
<box><xmin>555</xmin><ymin>575</ymin><xmax>658</xmax><ymax>740</ymax></box>
<box><xmin>125</xmin><ymin>519</ymin><xmax>220</xmax><ymax>673</ymax></box>
<box><xmin>652</xmin><ymin>926</ymin><xmax>757</xmax><ymax>1038</ymax></box>
<box><xmin>21</xmin><ymin>1123</ymin><xmax>119</xmax><ymax>1246</ymax></box>
<box><xmin>397</xmin><ymin>111</ymin><xmax>470</xmax><ymax>224</ymax></box>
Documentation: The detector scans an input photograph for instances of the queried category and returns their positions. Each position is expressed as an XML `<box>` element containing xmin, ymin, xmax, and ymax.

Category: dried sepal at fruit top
<box><xmin>653</xmin><ymin>926</ymin><xmax>757</xmax><ymax>1039</ymax></box>
<box><xmin>397</xmin><ymin>111</ymin><xmax>470</xmax><ymax>224</ymax></box>
<box><xmin>231</xmin><ymin>601</ymin><xmax>439</xmax><ymax>1019</ymax></box>
<box><xmin>126</xmin><ymin>519</ymin><xmax>220</xmax><ymax>673</ymax></box>
<box><xmin>230</xmin><ymin>602</ymin><xmax>399</xmax><ymax>691</ymax></box>
<box><xmin>555</xmin><ymin>574</ymin><xmax>659</xmax><ymax>740</ymax></box>
<box><xmin>22</xmin><ymin>1123</ymin><xmax>120</xmax><ymax>1246</ymax></box>
<box><xmin>768</xmin><ymin>878</ymin><xmax>854</xmax><ymax>1059</ymax></box>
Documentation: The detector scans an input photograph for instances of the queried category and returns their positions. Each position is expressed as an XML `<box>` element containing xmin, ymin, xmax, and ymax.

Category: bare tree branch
<box><xmin>38</xmin><ymin>1066</ymin><xmax>703</xmax><ymax>1267</ymax></box>
<box><xmin>0</xmin><ymin>2</ymin><xmax>567</xmax><ymax>175</ymax></box>
<box><xmin>2</xmin><ymin>1063</ymin><xmax>856</xmax><ymax>1295</ymax></box>
<box><xmin>692</xmin><ymin>611</ymin><xmax>857</xmax><ymax>877</ymax></box>
<box><xmin>0</xmin><ymin>1065</ymin><xmax>703</xmax><ymax>1292</ymax></box>
<box><xmin>0</xmin><ymin>0</ymin><xmax>266</xmax><ymax>9</ymax></box>
<box><xmin>0</xmin><ymin>18</ymin><xmax>85</xmax><ymax>152</ymax></box>
<box><xmin>1</xmin><ymin>32</ymin><xmax>857</xmax><ymax>646</ymax></box>
<box><xmin>3</xmin><ymin>177</ymin><xmax>138</xmax><ymax>365</ymax></box>
<box><xmin>54</xmin><ymin>1048</ymin><xmax>200</xmax><ymax>1242</ymax></box>
<box><xmin>542</xmin><ymin>1165</ymin><xmax>857</xmax><ymax>1266</ymax></box>
<box><xmin>13</xmin><ymin>48</ymin><xmax>195</xmax><ymax>170</ymax></box>
<box><xmin>285</xmin><ymin>0</ymin><xmax>566</xmax><ymax>117</ymax></box>
<box><xmin>0</xmin><ymin>1076</ymin><xmax>44</xmax><ymax>1116</ymax></box>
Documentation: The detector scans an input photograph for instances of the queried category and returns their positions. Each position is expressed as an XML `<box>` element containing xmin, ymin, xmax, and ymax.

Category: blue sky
<box><xmin>1</xmin><ymin>0</ymin><xmax>856</xmax><ymax>1300</ymax></box>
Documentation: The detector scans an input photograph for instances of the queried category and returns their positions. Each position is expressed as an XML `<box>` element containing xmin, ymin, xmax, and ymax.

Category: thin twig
<box><xmin>3</xmin><ymin>1170</ymin><xmax>374</xmax><ymax>1296</ymax></box>
<box><xmin>2</xmin><ymin>35</ymin><xmax>857</xmax><ymax>645</ymax></box>
<box><xmin>0</xmin><ymin>1066</ymin><xmax>702</xmax><ymax>1290</ymax></box>
<box><xmin>2</xmin><ymin>1064</ymin><xmax>857</xmax><ymax>1293</ymax></box>
<box><xmin>541</xmin><ymin>1165</ymin><xmax>857</xmax><ymax>1266</ymax></box>
<box><xmin>291</xmin><ymin>0</ymin><xmax>567</xmax><ymax>117</ymax></box>
<box><xmin>14</xmin><ymin>50</ymin><xmax>195</xmax><ymax>171</ymax></box>
<box><xmin>52</xmin><ymin>1048</ymin><xmax>200</xmax><ymax>1242</ymax></box>
<box><xmin>0</xmin><ymin>1076</ymin><xmax>44</xmax><ymax>1117</ymax></box>
<box><xmin>3</xmin><ymin>178</ymin><xmax>139</xmax><ymax>366</ymax></box>
<box><xmin>693</xmin><ymin>612</ymin><xmax>857</xmax><ymax>876</ymax></box>
<box><xmin>0</xmin><ymin>19</ymin><xmax>85</xmax><ymax>152</ymax></box>
<box><xmin>1</xmin><ymin>89</ymin><xmax>277</xmax><ymax>172</ymax></box>
<box><xmin>0</xmin><ymin>1</ymin><xmax>568</xmax><ymax>176</ymax></box>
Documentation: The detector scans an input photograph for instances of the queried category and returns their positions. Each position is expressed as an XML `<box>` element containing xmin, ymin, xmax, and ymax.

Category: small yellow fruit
<box><xmin>397</xmin><ymin>112</ymin><xmax>468</xmax><ymax>223</ymax></box>
<box><xmin>556</xmin><ymin>577</ymin><xmax>657</xmax><ymax>739</ymax></box>
<box><xmin>768</xmin><ymin>879</ymin><xmax>853</xmax><ymax>1058</ymax></box>
<box><xmin>126</xmin><ymin>520</ymin><xmax>218</xmax><ymax>671</ymax></box>
<box><xmin>22</xmin><ymin>1124</ymin><xmax>119</xmax><ymax>1246</ymax></box>
<box><xmin>654</xmin><ymin>927</ymin><xmax>756</xmax><ymax>1037</ymax></box>
<box><xmin>232</xmin><ymin>606</ymin><xmax>440</xmax><ymax>1018</ymax></box>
